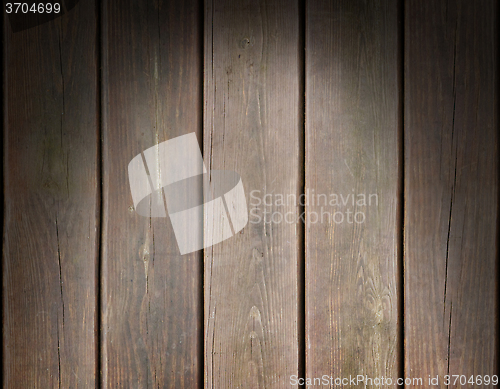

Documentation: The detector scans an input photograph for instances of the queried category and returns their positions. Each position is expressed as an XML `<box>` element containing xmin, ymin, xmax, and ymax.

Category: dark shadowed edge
<box><xmin>1</xmin><ymin>7</ymin><xmax>5</xmax><ymax>385</ymax></box>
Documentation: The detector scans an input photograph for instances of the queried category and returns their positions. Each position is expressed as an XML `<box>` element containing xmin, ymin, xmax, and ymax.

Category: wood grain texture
<box><xmin>203</xmin><ymin>0</ymin><xmax>302</xmax><ymax>387</ymax></box>
<box><xmin>3</xmin><ymin>2</ymin><xmax>99</xmax><ymax>387</ymax></box>
<box><xmin>305</xmin><ymin>0</ymin><xmax>401</xmax><ymax>384</ymax></box>
<box><xmin>404</xmin><ymin>0</ymin><xmax>498</xmax><ymax>383</ymax></box>
<box><xmin>101</xmin><ymin>0</ymin><xmax>203</xmax><ymax>387</ymax></box>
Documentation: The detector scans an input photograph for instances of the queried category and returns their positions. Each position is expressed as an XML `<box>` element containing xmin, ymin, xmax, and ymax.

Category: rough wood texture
<box><xmin>305</xmin><ymin>0</ymin><xmax>401</xmax><ymax>384</ymax></box>
<box><xmin>4</xmin><ymin>1</ymin><xmax>499</xmax><ymax>386</ymax></box>
<box><xmin>203</xmin><ymin>0</ymin><xmax>302</xmax><ymax>387</ymax></box>
<box><xmin>101</xmin><ymin>0</ymin><xmax>203</xmax><ymax>387</ymax></box>
<box><xmin>405</xmin><ymin>0</ymin><xmax>498</xmax><ymax>383</ymax></box>
<box><xmin>3</xmin><ymin>2</ymin><xmax>99</xmax><ymax>387</ymax></box>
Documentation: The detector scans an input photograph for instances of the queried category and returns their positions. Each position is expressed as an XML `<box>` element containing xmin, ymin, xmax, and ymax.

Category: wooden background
<box><xmin>3</xmin><ymin>0</ymin><xmax>498</xmax><ymax>387</ymax></box>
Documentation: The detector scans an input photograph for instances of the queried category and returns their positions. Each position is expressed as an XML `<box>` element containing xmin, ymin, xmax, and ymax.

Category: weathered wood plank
<box><xmin>305</xmin><ymin>0</ymin><xmax>401</xmax><ymax>384</ymax></box>
<box><xmin>3</xmin><ymin>3</ymin><xmax>99</xmax><ymax>387</ymax></box>
<box><xmin>405</xmin><ymin>0</ymin><xmax>498</xmax><ymax>383</ymax></box>
<box><xmin>203</xmin><ymin>0</ymin><xmax>302</xmax><ymax>387</ymax></box>
<box><xmin>101</xmin><ymin>0</ymin><xmax>203</xmax><ymax>387</ymax></box>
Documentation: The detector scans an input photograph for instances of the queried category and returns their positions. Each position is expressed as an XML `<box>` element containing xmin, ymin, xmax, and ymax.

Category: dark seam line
<box><xmin>298</xmin><ymin>0</ymin><xmax>306</xmax><ymax>385</ymax></box>
<box><xmin>199</xmin><ymin>0</ymin><xmax>206</xmax><ymax>387</ymax></box>
<box><xmin>97</xmin><ymin>0</ymin><xmax>103</xmax><ymax>387</ymax></box>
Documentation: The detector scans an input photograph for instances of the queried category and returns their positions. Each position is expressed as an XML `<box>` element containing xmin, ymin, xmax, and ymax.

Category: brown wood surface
<box><xmin>404</xmin><ymin>0</ymin><xmax>498</xmax><ymax>384</ymax></box>
<box><xmin>203</xmin><ymin>0</ymin><xmax>302</xmax><ymax>387</ymax></box>
<box><xmin>100</xmin><ymin>0</ymin><xmax>203</xmax><ymax>387</ymax></box>
<box><xmin>3</xmin><ymin>1</ymin><xmax>499</xmax><ymax>387</ymax></box>
<box><xmin>3</xmin><ymin>2</ymin><xmax>99</xmax><ymax>387</ymax></box>
<box><xmin>305</xmin><ymin>0</ymin><xmax>401</xmax><ymax>384</ymax></box>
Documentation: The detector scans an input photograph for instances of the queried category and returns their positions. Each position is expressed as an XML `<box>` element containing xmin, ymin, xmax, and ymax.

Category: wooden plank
<box><xmin>3</xmin><ymin>3</ymin><xmax>99</xmax><ymax>387</ymax></box>
<box><xmin>305</xmin><ymin>0</ymin><xmax>401</xmax><ymax>384</ymax></box>
<box><xmin>203</xmin><ymin>0</ymin><xmax>302</xmax><ymax>387</ymax></box>
<box><xmin>405</xmin><ymin>0</ymin><xmax>498</xmax><ymax>383</ymax></box>
<box><xmin>101</xmin><ymin>0</ymin><xmax>203</xmax><ymax>387</ymax></box>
